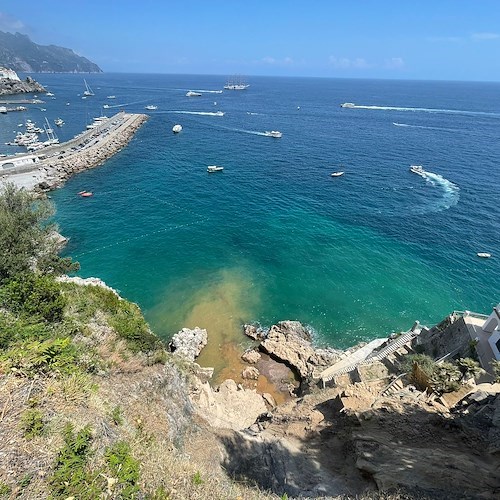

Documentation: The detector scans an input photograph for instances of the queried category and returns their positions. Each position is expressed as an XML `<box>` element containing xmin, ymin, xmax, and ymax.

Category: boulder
<box><xmin>259</xmin><ymin>321</ymin><xmax>319</xmax><ymax>379</ymax></box>
<box><xmin>241</xmin><ymin>349</ymin><xmax>261</xmax><ymax>364</ymax></box>
<box><xmin>243</xmin><ymin>324</ymin><xmax>267</xmax><ymax>341</ymax></box>
<box><xmin>242</xmin><ymin>366</ymin><xmax>260</xmax><ymax>380</ymax></box>
<box><xmin>169</xmin><ymin>327</ymin><xmax>207</xmax><ymax>362</ymax></box>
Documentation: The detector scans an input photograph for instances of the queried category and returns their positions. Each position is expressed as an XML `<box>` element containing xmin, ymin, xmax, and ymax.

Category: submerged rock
<box><xmin>169</xmin><ymin>327</ymin><xmax>208</xmax><ymax>362</ymax></box>
<box><xmin>242</xmin><ymin>366</ymin><xmax>260</xmax><ymax>380</ymax></box>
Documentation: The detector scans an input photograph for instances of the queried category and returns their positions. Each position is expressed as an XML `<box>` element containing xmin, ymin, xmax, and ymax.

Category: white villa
<box><xmin>463</xmin><ymin>304</ymin><xmax>500</xmax><ymax>371</ymax></box>
<box><xmin>0</xmin><ymin>67</ymin><xmax>21</xmax><ymax>81</ymax></box>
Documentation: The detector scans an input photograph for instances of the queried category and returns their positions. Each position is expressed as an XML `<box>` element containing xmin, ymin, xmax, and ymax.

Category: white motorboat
<box><xmin>145</xmin><ymin>105</ymin><xmax>158</xmax><ymax>110</ymax></box>
<box><xmin>409</xmin><ymin>165</ymin><xmax>424</xmax><ymax>174</ymax></box>
<box><xmin>264</xmin><ymin>130</ymin><xmax>282</xmax><ymax>138</ymax></box>
<box><xmin>107</xmin><ymin>95</ymin><xmax>116</xmax><ymax>99</ymax></box>
<box><xmin>340</xmin><ymin>102</ymin><xmax>355</xmax><ymax>108</ymax></box>
<box><xmin>46</xmin><ymin>92</ymin><xmax>54</xmax><ymax>97</ymax></box>
<box><xmin>207</xmin><ymin>165</ymin><xmax>224</xmax><ymax>172</ymax></box>
<box><xmin>477</xmin><ymin>252</ymin><xmax>492</xmax><ymax>258</ymax></box>
<box><xmin>54</xmin><ymin>118</ymin><xmax>64</xmax><ymax>127</ymax></box>
<box><xmin>213</xmin><ymin>111</ymin><xmax>225</xmax><ymax>116</ymax></box>
<box><xmin>83</xmin><ymin>79</ymin><xmax>95</xmax><ymax>96</ymax></box>
<box><xmin>103</xmin><ymin>104</ymin><xmax>110</xmax><ymax>109</ymax></box>
<box><xmin>172</xmin><ymin>124</ymin><xmax>182</xmax><ymax>133</ymax></box>
<box><xmin>186</xmin><ymin>91</ymin><xmax>202</xmax><ymax>97</ymax></box>
<box><xmin>331</xmin><ymin>171</ymin><xmax>344</xmax><ymax>177</ymax></box>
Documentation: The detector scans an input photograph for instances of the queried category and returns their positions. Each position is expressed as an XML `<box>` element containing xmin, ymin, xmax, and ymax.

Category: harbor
<box><xmin>0</xmin><ymin>111</ymin><xmax>147</xmax><ymax>191</ymax></box>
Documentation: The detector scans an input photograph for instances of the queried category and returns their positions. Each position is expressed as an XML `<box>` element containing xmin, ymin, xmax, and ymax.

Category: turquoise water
<box><xmin>3</xmin><ymin>74</ymin><xmax>499</xmax><ymax>350</ymax></box>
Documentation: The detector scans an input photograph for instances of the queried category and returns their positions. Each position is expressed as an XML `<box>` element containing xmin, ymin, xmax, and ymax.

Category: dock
<box><xmin>0</xmin><ymin>112</ymin><xmax>148</xmax><ymax>191</ymax></box>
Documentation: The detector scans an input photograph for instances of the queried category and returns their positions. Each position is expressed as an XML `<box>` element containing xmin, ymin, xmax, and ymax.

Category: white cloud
<box><xmin>329</xmin><ymin>56</ymin><xmax>371</xmax><ymax>69</ymax></box>
<box><xmin>261</xmin><ymin>56</ymin><xmax>295</xmax><ymax>65</ymax></box>
<box><xmin>385</xmin><ymin>57</ymin><xmax>404</xmax><ymax>69</ymax></box>
<box><xmin>262</xmin><ymin>56</ymin><xmax>276</xmax><ymax>64</ymax></box>
<box><xmin>0</xmin><ymin>12</ymin><xmax>25</xmax><ymax>32</ymax></box>
<box><xmin>471</xmin><ymin>32</ymin><xmax>500</xmax><ymax>40</ymax></box>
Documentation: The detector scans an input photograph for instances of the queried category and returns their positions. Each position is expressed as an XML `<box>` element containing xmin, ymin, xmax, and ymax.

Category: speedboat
<box><xmin>477</xmin><ymin>252</ymin><xmax>491</xmax><ymax>258</ymax></box>
<box><xmin>172</xmin><ymin>124</ymin><xmax>182</xmax><ymax>133</ymax></box>
<box><xmin>103</xmin><ymin>104</ymin><xmax>110</xmax><ymax>109</ymax></box>
<box><xmin>331</xmin><ymin>171</ymin><xmax>344</xmax><ymax>177</ymax></box>
<box><xmin>186</xmin><ymin>91</ymin><xmax>202</xmax><ymax>97</ymax></box>
<box><xmin>264</xmin><ymin>130</ymin><xmax>282</xmax><ymax>138</ymax></box>
<box><xmin>46</xmin><ymin>92</ymin><xmax>54</xmax><ymax>97</ymax></box>
<box><xmin>213</xmin><ymin>111</ymin><xmax>225</xmax><ymax>116</ymax></box>
<box><xmin>207</xmin><ymin>165</ymin><xmax>224</xmax><ymax>172</ymax></box>
<box><xmin>54</xmin><ymin>118</ymin><xmax>64</xmax><ymax>127</ymax></box>
<box><xmin>145</xmin><ymin>105</ymin><xmax>158</xmax><ymax>110</ymax></box>
<box><xmin>409</xmin><ymin>165</ymin><xmax>424</xmax><ymax>174</ymax></box>
<box><xmin>107</xmin><ymin>95</ymin><xmax>116</xmax><ymax>99</ymax></box>
<box><xmin>340</xmin><ymin>102</ymin><xmax>355</xmax><ymax>108</ymax></box>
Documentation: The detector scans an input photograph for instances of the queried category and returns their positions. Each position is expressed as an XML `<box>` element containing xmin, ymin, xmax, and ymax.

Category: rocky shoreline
<box><xmin>0</xmin><ymin>75</ymin><xmax>46</xmax><ymax>96</ymax></box>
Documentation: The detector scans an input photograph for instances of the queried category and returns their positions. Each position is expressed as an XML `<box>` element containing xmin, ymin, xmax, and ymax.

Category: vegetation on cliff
<box><xmin>0</xmin><ymin>31</ymin><xmax>102</xmax><ymax>73</ymax></box>
<box><xmin>0</xmin><ymin>185</ymin><xmax>274</xmax><ymax>499</ymax></box>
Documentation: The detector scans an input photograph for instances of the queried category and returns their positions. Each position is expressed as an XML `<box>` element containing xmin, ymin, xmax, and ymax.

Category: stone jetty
<box><xmin>0</xmin><ymin>112</ymin><xmax>148</xmax><ymax>191</ymax></box>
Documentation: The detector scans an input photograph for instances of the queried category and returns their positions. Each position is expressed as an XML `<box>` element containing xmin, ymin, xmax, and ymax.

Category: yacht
<box><xmin>340</xmin><ymin>102</ymin><xmax>355</xmax><ymax>108</ymax></box>
<box><xmin>186</xmin><ymin>91</ymin><xmax>202</xmax><ymax>97</ymax></box>
<box><xmin>409</xmin><ymin>165</ymin><xmax>424</xmax><ymax>174</ymax></box>
<box><xmin>107</xmin><ymin>95</ymin><xmax>116</xmax><ymax>99</ymax></box>
<box><xmin>54</xmin><ymin>118</ymin><xmax>64</xmax><ymax>127</ymax></box>
<box><xmin>264</xmin><ymin>130</ymin><xmax>282</xmax><ymax>138</ymax></box>
<box><xmin>330</xmin><ymin>171</ymin><xmax>344</xmax><ymax>177</ymax></box>
<box><xmin>477</xmin><ymin>252</ymin><xmax>492</xmax><ymax>258</ymax></box>
<box><xmin>83</xmin><ymin>79</ymin><xmax>95</xmax><ymax>96</ymax></box>
<box><xmin>207</xmin><ymin>165</ymin><xmax>224</xmax><ymax>172</ymax></box>
<box><xmin>46</xmin><ymin>92</ymin><xmax>54</xmax><ymax>97</ymax></box>
<box><xmin>145</xmin><ymin>105</ymin><xmax>158</xmax><ymax>110</ymax></box>
<box><xmin>224</xmin><ymin>75</ymin><xmax>250</xmax><ymax>90</ymax></box>
<box><xmin>172</xmin><ymin>124</ymin><xmax>183</xmax><ymax>133</ymax></box>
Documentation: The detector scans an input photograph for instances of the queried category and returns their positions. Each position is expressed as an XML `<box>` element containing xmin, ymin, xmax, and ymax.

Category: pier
<box><xmin>0</xmin><ymin>112</ymin><xmax>148</xmax><ymax>191</ymax></box>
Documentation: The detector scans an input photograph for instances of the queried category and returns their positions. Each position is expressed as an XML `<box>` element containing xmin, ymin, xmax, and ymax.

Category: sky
<box><xmin>1</xmin><ymin>0</ymin><xmax>500</xmax><ymax>81</ymax></box>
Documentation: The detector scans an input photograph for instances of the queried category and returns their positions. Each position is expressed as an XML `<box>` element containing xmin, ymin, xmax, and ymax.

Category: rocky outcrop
<box><xmin>56</xmin><ymin>275</ymin><xmax>120</xmax><ymax>297</ymax></box>
<box><xmin>241</xmin><ymin>349</ymin><xmax>261</xmax><ymax>364</ymax></box>
<box><xmin>0</xmin><ymin>74</ymin><xmax>46</xmax><ymax>96</ymax></box>
<box><xmin>258</xmin><ymin>321</ymin><xmax>340</xmax><ymax>380</ymax></box>
<box><xmin>169</xmin><ymin>327</ymin><xmax>208</xmax><ymax>362</ymax></box>
<box><xmin>242</xmin><ymin>367</ymin><xmax>260</xmax><ymax>380</ymax></box>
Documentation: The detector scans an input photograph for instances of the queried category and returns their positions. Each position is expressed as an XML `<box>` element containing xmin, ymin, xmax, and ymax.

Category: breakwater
<box><xmin>0</xmin><ymin>112</ymin><xmax>148</xmax><ymax>191</ymax></box>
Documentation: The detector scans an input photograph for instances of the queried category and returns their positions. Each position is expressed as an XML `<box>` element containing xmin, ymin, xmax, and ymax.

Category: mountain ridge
<box><xmin>0</xmin><ymin>31</ymin><xmax>102</xmax><ymax>73</ymax></box>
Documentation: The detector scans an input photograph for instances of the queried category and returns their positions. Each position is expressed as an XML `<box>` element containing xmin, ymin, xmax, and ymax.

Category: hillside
<box><xmin>0</xmin><ymin>31</ymin><xmax>102</xmax><ymax>73</ymax></box>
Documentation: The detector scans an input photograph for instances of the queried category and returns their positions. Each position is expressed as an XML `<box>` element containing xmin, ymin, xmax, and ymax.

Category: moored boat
<box><xmin>477</xmin><ymin>252</ymin><xmax>492</xmax><ymax>258</ymax></box>
<box><xmin>172</xmin><ymin>124</ymin><xmax>182</xmax><ymax>133</ymax></box>
<box><xmin>207</xmin><ymin>165</ymin><xmax>224</xmax><ymax>172</ymax></box>
<box><xmin>331</xmin><ymin>171</ymin><xmax>344</xmax><ymax>177</ymax></box>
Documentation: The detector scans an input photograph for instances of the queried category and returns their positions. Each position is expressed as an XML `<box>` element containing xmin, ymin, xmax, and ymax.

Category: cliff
<box><xmin>0</xmin><ymin>31</ymin><xmax>102</xmax><ymax>73</ymax></box>
<box><xmin>0</xmin><ymin>71</ymin><xmax>46</xmax><ymax>96</ymax></box>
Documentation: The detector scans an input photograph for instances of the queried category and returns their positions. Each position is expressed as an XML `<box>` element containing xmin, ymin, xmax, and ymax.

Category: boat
<box><xmin>46</xmin><ymin>92</ymin><xmax>54</xmax><ymax>97</ymax></box>
<box><xmin>80</xmin><ymin>191</ymin><xmax>93</xmax><ymax>197</ymax></box>
<box><xmin>172</xmin><ymin>124</ymin><xmax>182</xmax><ymax>133</ymax></box>
<box><xmin>107</xmin><ymin>95</ymin><xmax>116</xmax><ymax>99</ymax></box>
<box><xmin>477</xmin><ymin>252</ymin><xmax>492</xmax><ymax>258</ymax></box>
<box><xmin>264</xmin><ymin>130</ymin><xmax>282</xmax><ymax>138</ymax></box>
<box><xmin>186</xmin><ymin>91</ymin><xmax>202</xmax><ymax>97</ymax></box>
<box><xmin>207</xmin><ymin>165</ymin><xmax>224</xmax><ymax>172</ymax></box>
<box><xmin>83</xmin><ymin>79</ymin><xmax>95</xmax><ymax>96</ymax></box>
<box><xmin>214</xmin><ymin>111</ymin><xmax>225</xmax><ymax>116</ymax></box>
<box><xmin>145</xmin><ymin>105</ymin><xmax>158</xmax><ymax>110</ymax></box>
<box><xmin>331</xmin><ymin>171</ymin><xmax>344</xmax><ymax>177</ymax></box>
<box><xmin>54</xmin><ymin>118</ymin><xmax>64</xmax><ymax>127</ymax></box>
<box><xmin>103</xmin><ymin>104</ymin><xmax>110</xmax><ymax>109</ymax></box>
<box><xmin>340</xmin><ymin>102</ymin><xmax>355</xmax><ymax>108</ymax></box>
<box><xmin>409</xmin><ymin>165</ymin><xmax>424</xmax><ymax>174</ymax></box>
<box><xmin>224</xmin><ymin>75</ymin><xmax>250</xmax><ymax>90</ymax></box>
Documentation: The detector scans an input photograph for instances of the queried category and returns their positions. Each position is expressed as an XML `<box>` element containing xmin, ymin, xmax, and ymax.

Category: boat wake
<box><xmin>411</xmin><ymin>167</ymin><xmax>460</xmax><ymax>212</ymax></box>
<box><xmin>347</xmin><ymin>104</ymin><xmax>500</xmax><ymax>118</ymax></box>
<box><xmin>175</xmin><ymin>88</ymin><xmax>223</xmax><ymax>94</ymax></box>
<box><xmin>103</xmin><ymin>99</ymin><xmax>150</xmax><ymax>108</ymax></box>
<box><xmin>393</xmin><ymin>122</ymin><xmax>459</xmax><ymax>132</ymax></box>
<box><xmin>170</xmin><ymin>111</ymin><xmax>225</xmax><ymax>116</ymax></box>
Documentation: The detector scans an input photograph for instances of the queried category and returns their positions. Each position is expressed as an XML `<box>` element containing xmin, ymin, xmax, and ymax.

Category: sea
<box><xmin>1</xmin><ymin>74</ymin><xmax>499</xmax><ymax>371</ymax></box>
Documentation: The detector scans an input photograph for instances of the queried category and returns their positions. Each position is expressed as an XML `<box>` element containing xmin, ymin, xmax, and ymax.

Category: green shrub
<box><xmin>401</xmin><ymin>353</ymin><xmax>436</xmax><ymax>377</ymax></box>
<box><xmin>0</xmin><ymin>315</ymin><xmax>52</xmax><ymax>350</ymax></box>
<box><xmin>0</xmin><ymin>274</ymin><xmax>66</xmax><ymax>323</ymax></box>
<box><xmin>105</xmin><ymin>441</ymin><xmax>140</xmax><ymax>499</ymax></box>
<box><xmin>20</xmin><ymin>409</ymin><xmax>44</xmax><ymax>439</ymax></box>
<box><xmin>1</xmin><ymin>337</ymin><xmax>80</xmax><ymax>377</ymax></box>
<box><xmin>429</xmin><ymin>362</ymin><xmax>462</xmax><ymax>394</ymax></box>
<box><xmin>110</xmin><ymin>406</ymin><xmax>123</xmax><ymax>426</ymax></box>
<box><xmin>49</xmin><ymin>423</ymin><xmax>101</xmax><ymax>499</ymax></box>
<box><xmin>192</xmin><ymin>471</ymin><xmax>203</xmax><ymax>485</ymax></box>
<box><xmin>0</xmin><ymin>183</ymin><xmax>78</xmax><ymax>284</ymax></box>
<box><xmin>0</xmin><ymin>481</ymin><xmax>11</xmax><ymax>496</ymax></box>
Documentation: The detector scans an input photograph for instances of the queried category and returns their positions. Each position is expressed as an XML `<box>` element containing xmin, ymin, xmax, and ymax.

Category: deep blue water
<box><xmin>2</xmin><ymin>74</ymin><xmax>499</xmax><ymax>350</ymax></box>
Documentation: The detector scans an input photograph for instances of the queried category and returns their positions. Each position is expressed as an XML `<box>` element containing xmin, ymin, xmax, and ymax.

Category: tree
<box><xmin>491</xmin><ymin>360</ymin><xmax>500</xmax><ymax>383</ymax></box>
<box><xmin>429</xmin><ymin>362</ymin><xmax>461</xmax><ymax>394</ymax></box>
<box><xmin>456</xmin><ymin>357</ymin><xmax>481</xmax><ymax>382</ymax></box>
<box><xmin>0</xmin><ymin>183</ymin><xmax>78</xmax><ymax>283</ymax></box>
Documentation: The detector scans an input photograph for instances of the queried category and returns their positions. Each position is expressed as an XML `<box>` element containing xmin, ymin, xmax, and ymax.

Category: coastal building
<box><xmin>0</xmin><ymin>154</ymin><xmax>41</xmax><ymax>171</ymax></box>
<box><xmin>463</xmin><ymin>304</ymin><xmax>500</xmax><ymax>370</ymax></box>
<box><xmin>0</xmin><ymin>67</ymin><xmax>21</xmax><ymax>81</ymax></box>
